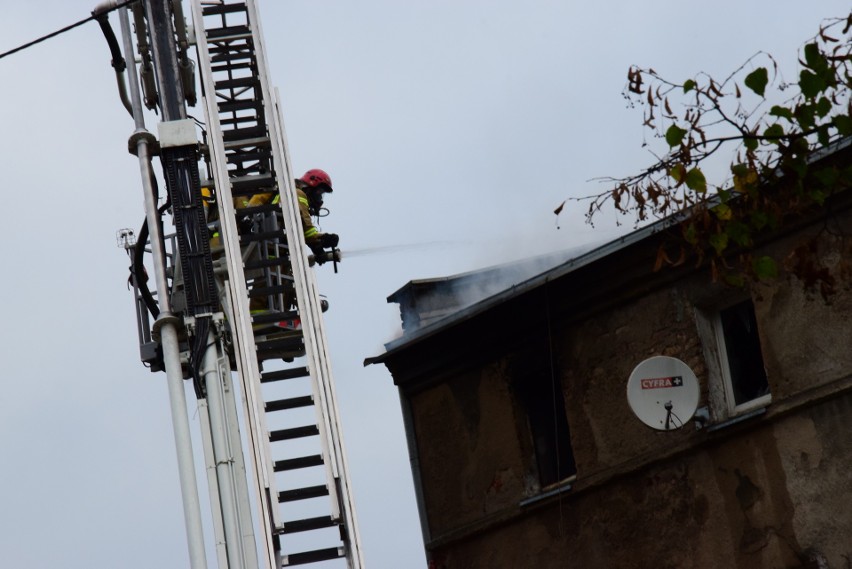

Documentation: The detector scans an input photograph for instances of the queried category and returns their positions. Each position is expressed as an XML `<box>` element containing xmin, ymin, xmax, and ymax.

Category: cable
<box><xmin>0</xmin><ymin>0</ymin><xmax>139</xmax><ymax>62</ymax></box>
<box><xmin>543</xmin><ymin>285</ymin><xmax>566</xmax><ymax>539</ymax></box>
<box><xmin>134</xmin><ymin>218</ymin><xmax>160</xmax><ymax>318</ymax></box>
<box><xmin>190</xmin><ymin>316</ymin><xmax>213</xmax><ymax>399</ymax></box>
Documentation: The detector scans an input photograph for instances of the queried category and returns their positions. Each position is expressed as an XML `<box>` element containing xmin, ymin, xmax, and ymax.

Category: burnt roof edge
<box><xmin>364</xmin><ymin>215</ymin><xmax>677</xmax><ymax>367</ymax></box>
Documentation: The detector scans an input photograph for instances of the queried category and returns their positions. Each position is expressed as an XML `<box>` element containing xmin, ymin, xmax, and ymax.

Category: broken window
<box><xmin>512</xmin><ymin>346</ymin><xmax>577</xmax><ymax>488</ymax></box>
<box><xmin>717</xmin><ymin>299</ymin><xmax>771</xmax><ymax>413</ymax></box>
<box><xmin>695</xmin><ymin>297</ymin><xmax>771</xmax><ymax>420</ymax></box>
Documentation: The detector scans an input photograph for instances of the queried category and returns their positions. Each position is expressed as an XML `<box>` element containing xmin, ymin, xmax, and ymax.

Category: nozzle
<box><xmin>308</xmin><ymin>249</ymin><xmax>342</xmax><ymax>267</ymax></box>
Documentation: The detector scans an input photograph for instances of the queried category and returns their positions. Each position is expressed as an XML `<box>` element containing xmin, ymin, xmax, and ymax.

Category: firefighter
<box><xmin>295</xmin><ymin>168</ymin><xmax>339</xmax><ymax>260</ymax></box>
<box><xmin>239</xmin><ymin>168</ymin><xmax>339</xmax><ymax>258</ymax></box>
<box><xmin>207</xmin><ymin>170</ymin><xmax>339</xmax><ymax>315</ymax></box>
<box><xmin>244</xmin><ymin>169</ymin><xmax>338</xmax><ymax>314</ymax></box>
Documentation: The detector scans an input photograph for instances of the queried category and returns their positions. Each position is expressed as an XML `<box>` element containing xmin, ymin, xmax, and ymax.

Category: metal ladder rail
<box><xmin>190</xmin><ymin>2</ymin><xmax>280</xmax><ymax>567</ymax></box>
<box><xmin>198</xmin><ymin>2</ymin><xmax>319</xmax><ymax>544</ymax></box>
<box><xmin>194</xmin><ymin>2</ymin><xmax>360</xmax><ymax>566</ymax></box>
<box><xmin>236</xmin><ymin>1</ymin><xmax>344</xmax><ymax>514</ymax></box>
<box><xmin>238</xmin><ymin>0</ymin><xmax>363</xmax><ymax>563</ymax></box>
<box><xmin>269</xmin><ymin>89</ymin><xmax>365</xmax><ymax>568</ymax></box>
<box><xmin>253</xmin><ymin>0</ymin><xmax>364</xmax><ymax>552</ymax></box>
<box><xmin>212</xmin><ymin>12</ymin><xmax>353</xmax><ymax>561</ymax></box>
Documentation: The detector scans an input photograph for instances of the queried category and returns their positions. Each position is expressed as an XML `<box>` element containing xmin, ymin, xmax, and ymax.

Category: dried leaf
<box><xmin>709</xmin><ymin>80</ymin><xmax>723</xmax><ymax>97</ymax></box>
<box><xmin>553</xmin><ymin>201</ymin><xmax>565</xmax><ymax>216</ymax></box>
<box><xmin>627</xmin><ymin>66</ymin><xmax>644</xmax><ymax>94</ymax></box>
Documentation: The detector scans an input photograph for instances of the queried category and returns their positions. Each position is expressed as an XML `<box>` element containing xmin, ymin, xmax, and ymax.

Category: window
<box><xmin>696</xmin><ymin>298</ymin><xmax>771</xmax><ymax>420</ymax></box>
<box><xmin>718</xmin><ymin>301</ymin><xmax>771</xmax><ymax>410</ymax></box>
<box><xmin>511</xmin><ymin>346</ymin><xmax>576</xmax><ymax>488</ymax></box>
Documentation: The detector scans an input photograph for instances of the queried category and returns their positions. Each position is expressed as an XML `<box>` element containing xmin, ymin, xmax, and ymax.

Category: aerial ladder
<box><xmin>111</xmin><ymin>0</ymin><xmax>363</xmax><ymax>567</ymax></box>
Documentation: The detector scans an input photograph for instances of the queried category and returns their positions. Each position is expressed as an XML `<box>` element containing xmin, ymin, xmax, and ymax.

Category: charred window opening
<box><xmin>718</xmin><ymin>300</ymin><xmax>770</xmax><ymax>409</ymax></box>
<box><xmin>512</xmin><ymin>345</ymin><xmax>576</xmax><ymax>487</ymax></box>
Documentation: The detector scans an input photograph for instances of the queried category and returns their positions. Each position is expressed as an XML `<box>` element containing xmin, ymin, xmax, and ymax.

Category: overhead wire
<box><xmin>0</xmin><ymin>0</ymin><xmax>139</xmax><ymax>62</ymax></box>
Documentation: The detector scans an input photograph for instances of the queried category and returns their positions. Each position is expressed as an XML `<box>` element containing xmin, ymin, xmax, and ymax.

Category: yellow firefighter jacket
<box><xmin>242</xmin><ymin>187</ymin><xmax>322</xmax><ymax>249</ymax></box>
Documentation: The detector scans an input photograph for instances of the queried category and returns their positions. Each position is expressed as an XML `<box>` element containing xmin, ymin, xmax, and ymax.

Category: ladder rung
<box><xmin>240</xmin><ymin>230</ymin><xmax>288</xmax><ymax>245</ymax></box>
<box><xmin>219</xmin><ymin>99</ymin><xmax>262</xmax><ymax>114</ymax></box>
<box><xmin>278</xmin><ymin>484</ymin><xmax>329</xmax><ymax>503</ymax></box>
<box><xmin>225</xmin><ymin>148</ymin><xmax>272</xmax><ymax>161</ymax></box>
<box><xmin>210</xmin><ymin>58</ymin><xmax>253</xmax><ymax>71</ymax></box>
<box><xmin>282</xmin><ymin>547</ymin><xmax>345</xmax><ymax>566</ymax></box>
<box><xmin>219</xmin><ymin>110</ymin><xmax>263</xmax><ymax>124</ymax></box>
<box><xmin>274</xmin><ymin>454</ymin><xmax>324</xmax><ymax>472</ymax></box>
<box><xmin>208</xmin><ymin>43</ymin><xmax>251</xmax><ymax>54</ymax></box>
<box><xmin>228</xmin><ymin>162</ymin><xmax>270</xmax><ymax>176</ymax></box>
<box><xmin>221</xmin><ymin>114</ymin><xmax>262</xmax><ymax>128</ymax></box>
<box><xmin>208</xmin><ymin>32</ymin><xmax>253</xmax><ymax>45</ymax></box>
<box><xmin>252</xmin><ymin>309</ymin><xmax>298</xmax><ymax>324</ymax></box>
<box><xmin>236</xmin><ymin>203</ymin><xmax>279</xmax><ymax>217</ymax></box>
<box><xmin>248</xmin><ymin>283</ymin><xmax>291</xmax><ymax>297</ymax></box>
<box><xmin>261</xmin><ymin>366</ymin><xmax>310</xmax><ymax>383</ymax></box>
<box><xmin>228</xmin><ymin>157</ymin><xmax>270</xmax><ymax>171</ymax></box>
<box><xmin>230</xmin><ymin>166</ymin><xmax>270</xmax><ymax>181</ymax></box>
<box><xmin>266</xmin><ymin>395</ymin><xmax>313</xmax><ymax>412</ymax></box>
<box><xmin>215</xmin><ymin>75</ymin><xmax>257</xmax><ymax>91</ymax></box>
<box><xmin>278</xmin><ymin>516</ymin><xmax>337</xmax><ymax>535</ymax></box>
<box><xmin>256</xmin><ymin>335</ymin><xmax>303</xmax><ymax>354</ymax></box>
<box><xmin>211</xmin><ymin>59</ymin><xmax>252</xmax><ymax>71</ymax></box>
<box><xmin>244</xmin><ymin>256</ymin><xmax>290</xmax><ymax>270</ymax></box>
<box><xmin>230</xmin><ymin>173</ymin><xmax>275</xmax><ymax>192</ymax></box>
<box><xmin>222</xmin><ymin>126</ymin><xmax>267</xmax><ymax>142</ymax></box>
<box><xmin>223</xmin><ymin>136</ymin><xmax>270</xmax><ymax>150</ymax></box>
<box><xmin>270</xmin><ymin>425</ymin><xmax>319</xmax><ymax>442</ymax></box>
<box><xmin>227</xmin><ymin>150</ymin><xmax>270</xmax><ymax>164</ymax></box>
<box><xmin>202</xmin><ymin>3</ymin><xmax>248</xmax><ymax>16</ymax></box>
<box><xmin>208</xmin><ymin>26</ymin><xmax>252</xmax><ymax>41</ymax></box>
<box><xmin>228</xmin><ymin>172</ymin><xmax>275</xmax><ymax>191</ymax></box>
<box><xmin>210</xmin><ymin>54</ymin><xmax>253</xmax><ymax>68</ymax></box>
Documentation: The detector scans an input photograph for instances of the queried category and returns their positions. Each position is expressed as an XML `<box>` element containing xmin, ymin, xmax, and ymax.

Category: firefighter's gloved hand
<box><xmin>320</xmin><ymin>233</ymin><xmax>339</xmax><ymax>248</ymax></box>
<box><xmin>313</xmin><ymin>252</ymin><xmax>327</xmax><ymax>265</ymax></box>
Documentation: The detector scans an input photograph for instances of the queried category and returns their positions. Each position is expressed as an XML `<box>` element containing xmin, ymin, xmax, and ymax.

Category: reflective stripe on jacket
<box><xmin>297</xmin><ymin>189</ymin><xmax>321</xmax><ymax>246</ymax></box>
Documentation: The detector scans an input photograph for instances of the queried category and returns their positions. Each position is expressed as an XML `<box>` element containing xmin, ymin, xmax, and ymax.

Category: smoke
<box><xmin>393</xmin><ymin>243</ymin><xmax>601</xmax><ymax>333</ymax></box>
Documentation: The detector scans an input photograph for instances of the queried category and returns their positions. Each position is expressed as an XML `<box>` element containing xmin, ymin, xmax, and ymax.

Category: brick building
<box><xmin>367</xmin><ymin>143</ymin><xmax>852</xmax><ymax>568</ymax></box>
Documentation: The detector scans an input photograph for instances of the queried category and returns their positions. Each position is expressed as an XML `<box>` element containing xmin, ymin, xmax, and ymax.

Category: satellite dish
<box><xmin>626</xmin><ymin>356</ymin><xmax>700</xmax><ymax>431</ymax></box>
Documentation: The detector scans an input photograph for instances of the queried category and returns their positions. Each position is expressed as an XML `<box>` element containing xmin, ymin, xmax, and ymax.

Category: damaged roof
<box><xmin>364</xmin><ymin>215</ymin><xmax>675</xmax><ymax>366</ymax></box>
<box><xmin>365</xmin><ymin>136</ymin><xmax>852</xmax><ymax>368</ymax></box>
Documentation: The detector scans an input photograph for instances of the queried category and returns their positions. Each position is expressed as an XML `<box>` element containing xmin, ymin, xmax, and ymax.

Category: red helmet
<box><xmin>299</xmin><ymin>169</ymin><xmax>333</xmax><ymax>192</ymax></box>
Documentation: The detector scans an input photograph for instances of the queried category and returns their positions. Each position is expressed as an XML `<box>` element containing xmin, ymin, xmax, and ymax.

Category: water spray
<box><xmin>308</xmin><ymin>241</ymin><xmax>457</xmax><ymax>272</ymax></box>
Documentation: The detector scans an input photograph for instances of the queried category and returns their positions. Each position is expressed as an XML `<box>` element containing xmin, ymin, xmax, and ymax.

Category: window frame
<box><xmin>694</xmin><ymin>296</ymin><xmax>771</xmax><ymax>422</ymax></box>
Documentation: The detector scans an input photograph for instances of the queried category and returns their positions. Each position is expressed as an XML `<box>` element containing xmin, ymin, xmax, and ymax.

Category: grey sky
<box><xmin>0</xmin><ymin>1</ymin><xmax>847</xmax><ymax>567</ymax></box>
